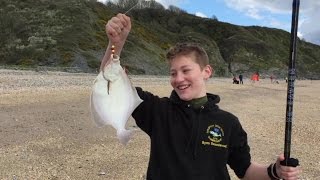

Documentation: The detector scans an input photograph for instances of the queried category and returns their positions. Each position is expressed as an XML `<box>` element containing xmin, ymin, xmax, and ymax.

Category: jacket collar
<box><xmin>169</xmin><ymin>90</ymin><xmax>220</xmax><ymax>111</ymax></box>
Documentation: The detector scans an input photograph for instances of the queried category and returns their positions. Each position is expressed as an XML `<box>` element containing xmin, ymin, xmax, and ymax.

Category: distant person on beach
<box><xmin>100</xmin><ymin>13</ymin><xmax>301</xmax><ymax>180</ymax></box>
<box><xmin>233</xmin><ymin>76</ymin><xmax>239</xmax><ymax>84</ymax></box>
<box><xmin>251</xmin><ymin>72</ymin><xmax>259</xmax><ymax>83</ymax></box>
<box><xmin>239</xmin><ymin>74</ymin><xmax>243</xmax><ymax>84</ymax></box>
<box><xmin>270</xmin><ymin>75</ymin><xmax>274</xmax><ymax>83</ymax></box>
<box><xmin>270</xmin><ymin>75</ymin><xmax>279</xmax><ymax>84</ymax></box>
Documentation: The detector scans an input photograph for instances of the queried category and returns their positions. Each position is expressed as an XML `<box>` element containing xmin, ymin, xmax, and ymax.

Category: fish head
<box><xmin>102</xmin><ymin>55</ymin><xmax>123</xmax><ymax>82</ymax></box>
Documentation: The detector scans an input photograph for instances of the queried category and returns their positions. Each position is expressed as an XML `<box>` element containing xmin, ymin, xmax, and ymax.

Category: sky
<box><xmin>98</xmin><ymin>0</ymin><xmax>320</xmax><ymax>45</ymax></box>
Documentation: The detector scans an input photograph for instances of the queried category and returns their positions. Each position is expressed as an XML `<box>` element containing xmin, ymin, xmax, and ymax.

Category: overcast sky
<box><xmin>98</xmin><ymin>0</ymin><xmax>320</xmax><ymax>45</ymax></box>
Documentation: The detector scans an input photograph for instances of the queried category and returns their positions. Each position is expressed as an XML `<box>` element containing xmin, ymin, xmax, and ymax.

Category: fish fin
<box><xmin>117</xmin><ymin>129</ymin><xmax>133</xmax><ymax>145</ymax></box>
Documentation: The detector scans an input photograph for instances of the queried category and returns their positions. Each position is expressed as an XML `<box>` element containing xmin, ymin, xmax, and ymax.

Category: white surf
<box><xmin>90</xmin><ymin>55</ymin><xmax>143</xmax><ymax>145</ymax></box>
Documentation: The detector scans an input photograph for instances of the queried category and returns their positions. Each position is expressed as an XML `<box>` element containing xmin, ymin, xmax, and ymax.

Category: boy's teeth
<box><xmin>178</xmin><ymin>85</ymin><xmax>189</xmax><ymax>90</ymax></box>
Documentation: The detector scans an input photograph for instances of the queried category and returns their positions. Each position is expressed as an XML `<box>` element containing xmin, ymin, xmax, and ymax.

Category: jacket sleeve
<box><xmin>227</xmin><ymin>118</ymin><xmax>251</xmax><ymax>178</ymax></box>
<box><xmin>132</xmin><ymin>87</ymin><xmax>162</xmax><ymax>136</ymax></box>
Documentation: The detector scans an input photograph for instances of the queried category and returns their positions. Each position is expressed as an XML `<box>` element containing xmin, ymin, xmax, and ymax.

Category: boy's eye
<box><xmin>183</xmin><ymin>69</ymin><xmax>191</xmax><ymax>73</ymax></box>
<box><xmin>170</xmin><ymin>72</ymin><xmax>176</xmax><ymax>77</ymax></box>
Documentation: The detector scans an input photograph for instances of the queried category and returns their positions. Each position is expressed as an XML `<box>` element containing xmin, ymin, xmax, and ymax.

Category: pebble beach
<box><xmin>0</xmin><ymin>69</ymin><xmax>319</xmax><ymax>179</ymax></box>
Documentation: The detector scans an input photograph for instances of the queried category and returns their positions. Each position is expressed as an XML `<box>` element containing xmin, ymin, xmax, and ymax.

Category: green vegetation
<box><xmin>0</xmin><ymin>0</ymin><xmax>319</xmax><ymax>78</ymax></box>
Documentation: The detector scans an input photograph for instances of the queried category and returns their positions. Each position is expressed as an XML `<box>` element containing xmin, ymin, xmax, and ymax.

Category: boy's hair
<box><xmin>166</xmin><ymin>42</ymin><xmax>209</xmax><ymax>69</ymax></box>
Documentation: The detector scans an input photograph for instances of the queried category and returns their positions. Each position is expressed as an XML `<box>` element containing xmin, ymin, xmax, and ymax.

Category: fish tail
<box><xmin>117</xmin><ymin>129</ymin><xmax>133</xmax><ymax>145</ymax></box>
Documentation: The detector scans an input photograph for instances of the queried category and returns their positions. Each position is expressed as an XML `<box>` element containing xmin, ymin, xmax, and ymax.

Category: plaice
<box><xmin>90</xmin><ymin>55</ymin><xmax>143</xmax><ymax>145</ymax></box>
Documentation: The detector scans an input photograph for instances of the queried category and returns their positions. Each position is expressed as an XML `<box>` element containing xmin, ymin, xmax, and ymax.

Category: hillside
<box><xmin>1</xmin><ymin>0</ymin><xmax>320</xmax><ymax>79</ymax></box>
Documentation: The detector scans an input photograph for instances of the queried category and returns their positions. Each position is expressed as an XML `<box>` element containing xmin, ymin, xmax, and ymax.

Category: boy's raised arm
<box><xmin>100</xmin><ymin>13</ymin><xmax>132</xmax><ymax>71</ymax></box>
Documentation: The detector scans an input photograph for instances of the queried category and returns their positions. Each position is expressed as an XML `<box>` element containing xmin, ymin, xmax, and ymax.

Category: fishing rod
<box><xmin>280</xmin><ymin>0</ymin><xmax>300</xmax><ymax>167</ymax></box>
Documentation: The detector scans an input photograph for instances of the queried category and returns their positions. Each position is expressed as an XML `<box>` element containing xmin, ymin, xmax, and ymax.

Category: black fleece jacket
<box><xmin>132</xmin><ymin>87</ymin><xmax>251</xmax><ymax>180</ymax></box>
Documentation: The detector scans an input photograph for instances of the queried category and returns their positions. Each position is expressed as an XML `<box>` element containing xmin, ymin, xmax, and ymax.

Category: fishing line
<box><xmin>111</xmin><ymin>0</ymin><xmax>151</xmax><ymax>57</ymax></box>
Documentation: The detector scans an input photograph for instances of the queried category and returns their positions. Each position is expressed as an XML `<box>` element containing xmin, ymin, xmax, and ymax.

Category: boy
<box><xmin>101</xmin><ymin>13</ymin><xmax>301</xmax><ymax>180</ymax></box>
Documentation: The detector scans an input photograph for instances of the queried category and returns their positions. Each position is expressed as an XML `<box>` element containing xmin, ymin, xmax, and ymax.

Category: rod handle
<box><xmin>280</xmin><ymin>157</ymin><xmax>299</xmax><ymax>167</ymax></box>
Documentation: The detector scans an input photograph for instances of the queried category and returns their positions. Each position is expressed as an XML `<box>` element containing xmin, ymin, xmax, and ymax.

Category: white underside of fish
<box><xmin>90</xmin><ymin>55</ymin><xmax>143</xmax><ymax>145</ymax></box>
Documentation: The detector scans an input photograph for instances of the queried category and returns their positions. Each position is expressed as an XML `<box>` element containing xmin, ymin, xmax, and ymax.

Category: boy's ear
<box><xmin>203</xmin><ymin>65</ymin><xmax>213</xmax><ymax>79</ymax></box>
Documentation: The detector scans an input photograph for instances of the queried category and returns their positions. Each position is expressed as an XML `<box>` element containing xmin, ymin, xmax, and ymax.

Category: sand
<box><xmin>0</xmin><ymin>69</ymin><xmax>319</xmax><ymax>179</ymax></box>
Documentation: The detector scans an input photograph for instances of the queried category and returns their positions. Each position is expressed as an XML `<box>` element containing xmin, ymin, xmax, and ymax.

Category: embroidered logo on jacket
<box><xmin>202</xmin><ymin>124</ymin><xmax>227</xmax><ymax>148</ymax></box>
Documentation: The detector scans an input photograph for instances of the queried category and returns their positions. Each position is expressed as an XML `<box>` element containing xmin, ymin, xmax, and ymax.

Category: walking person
<box><xmin>239</xmin><ymin>74</ymin><xmax>243</xmax><ymax>84</ymax></box>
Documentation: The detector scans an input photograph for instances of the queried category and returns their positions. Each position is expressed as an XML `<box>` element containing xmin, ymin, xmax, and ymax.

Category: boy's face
<box><xmin>169</xmin><ymin>54</ymin><xmax>212</xmax><ymax>101</ymax></box>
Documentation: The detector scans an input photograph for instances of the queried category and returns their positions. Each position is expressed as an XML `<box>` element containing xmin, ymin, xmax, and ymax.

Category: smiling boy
<box><xmin>100</xmin><ymin>13</ymin><xmax>301</xmax><ymax>180</ymax></box>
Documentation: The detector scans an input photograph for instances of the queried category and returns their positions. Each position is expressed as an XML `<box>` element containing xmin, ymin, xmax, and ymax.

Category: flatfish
<box><xmin>90</xmin><ymin>55</ymin><xmax>143</xmax><ymax>145</ymax></box>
